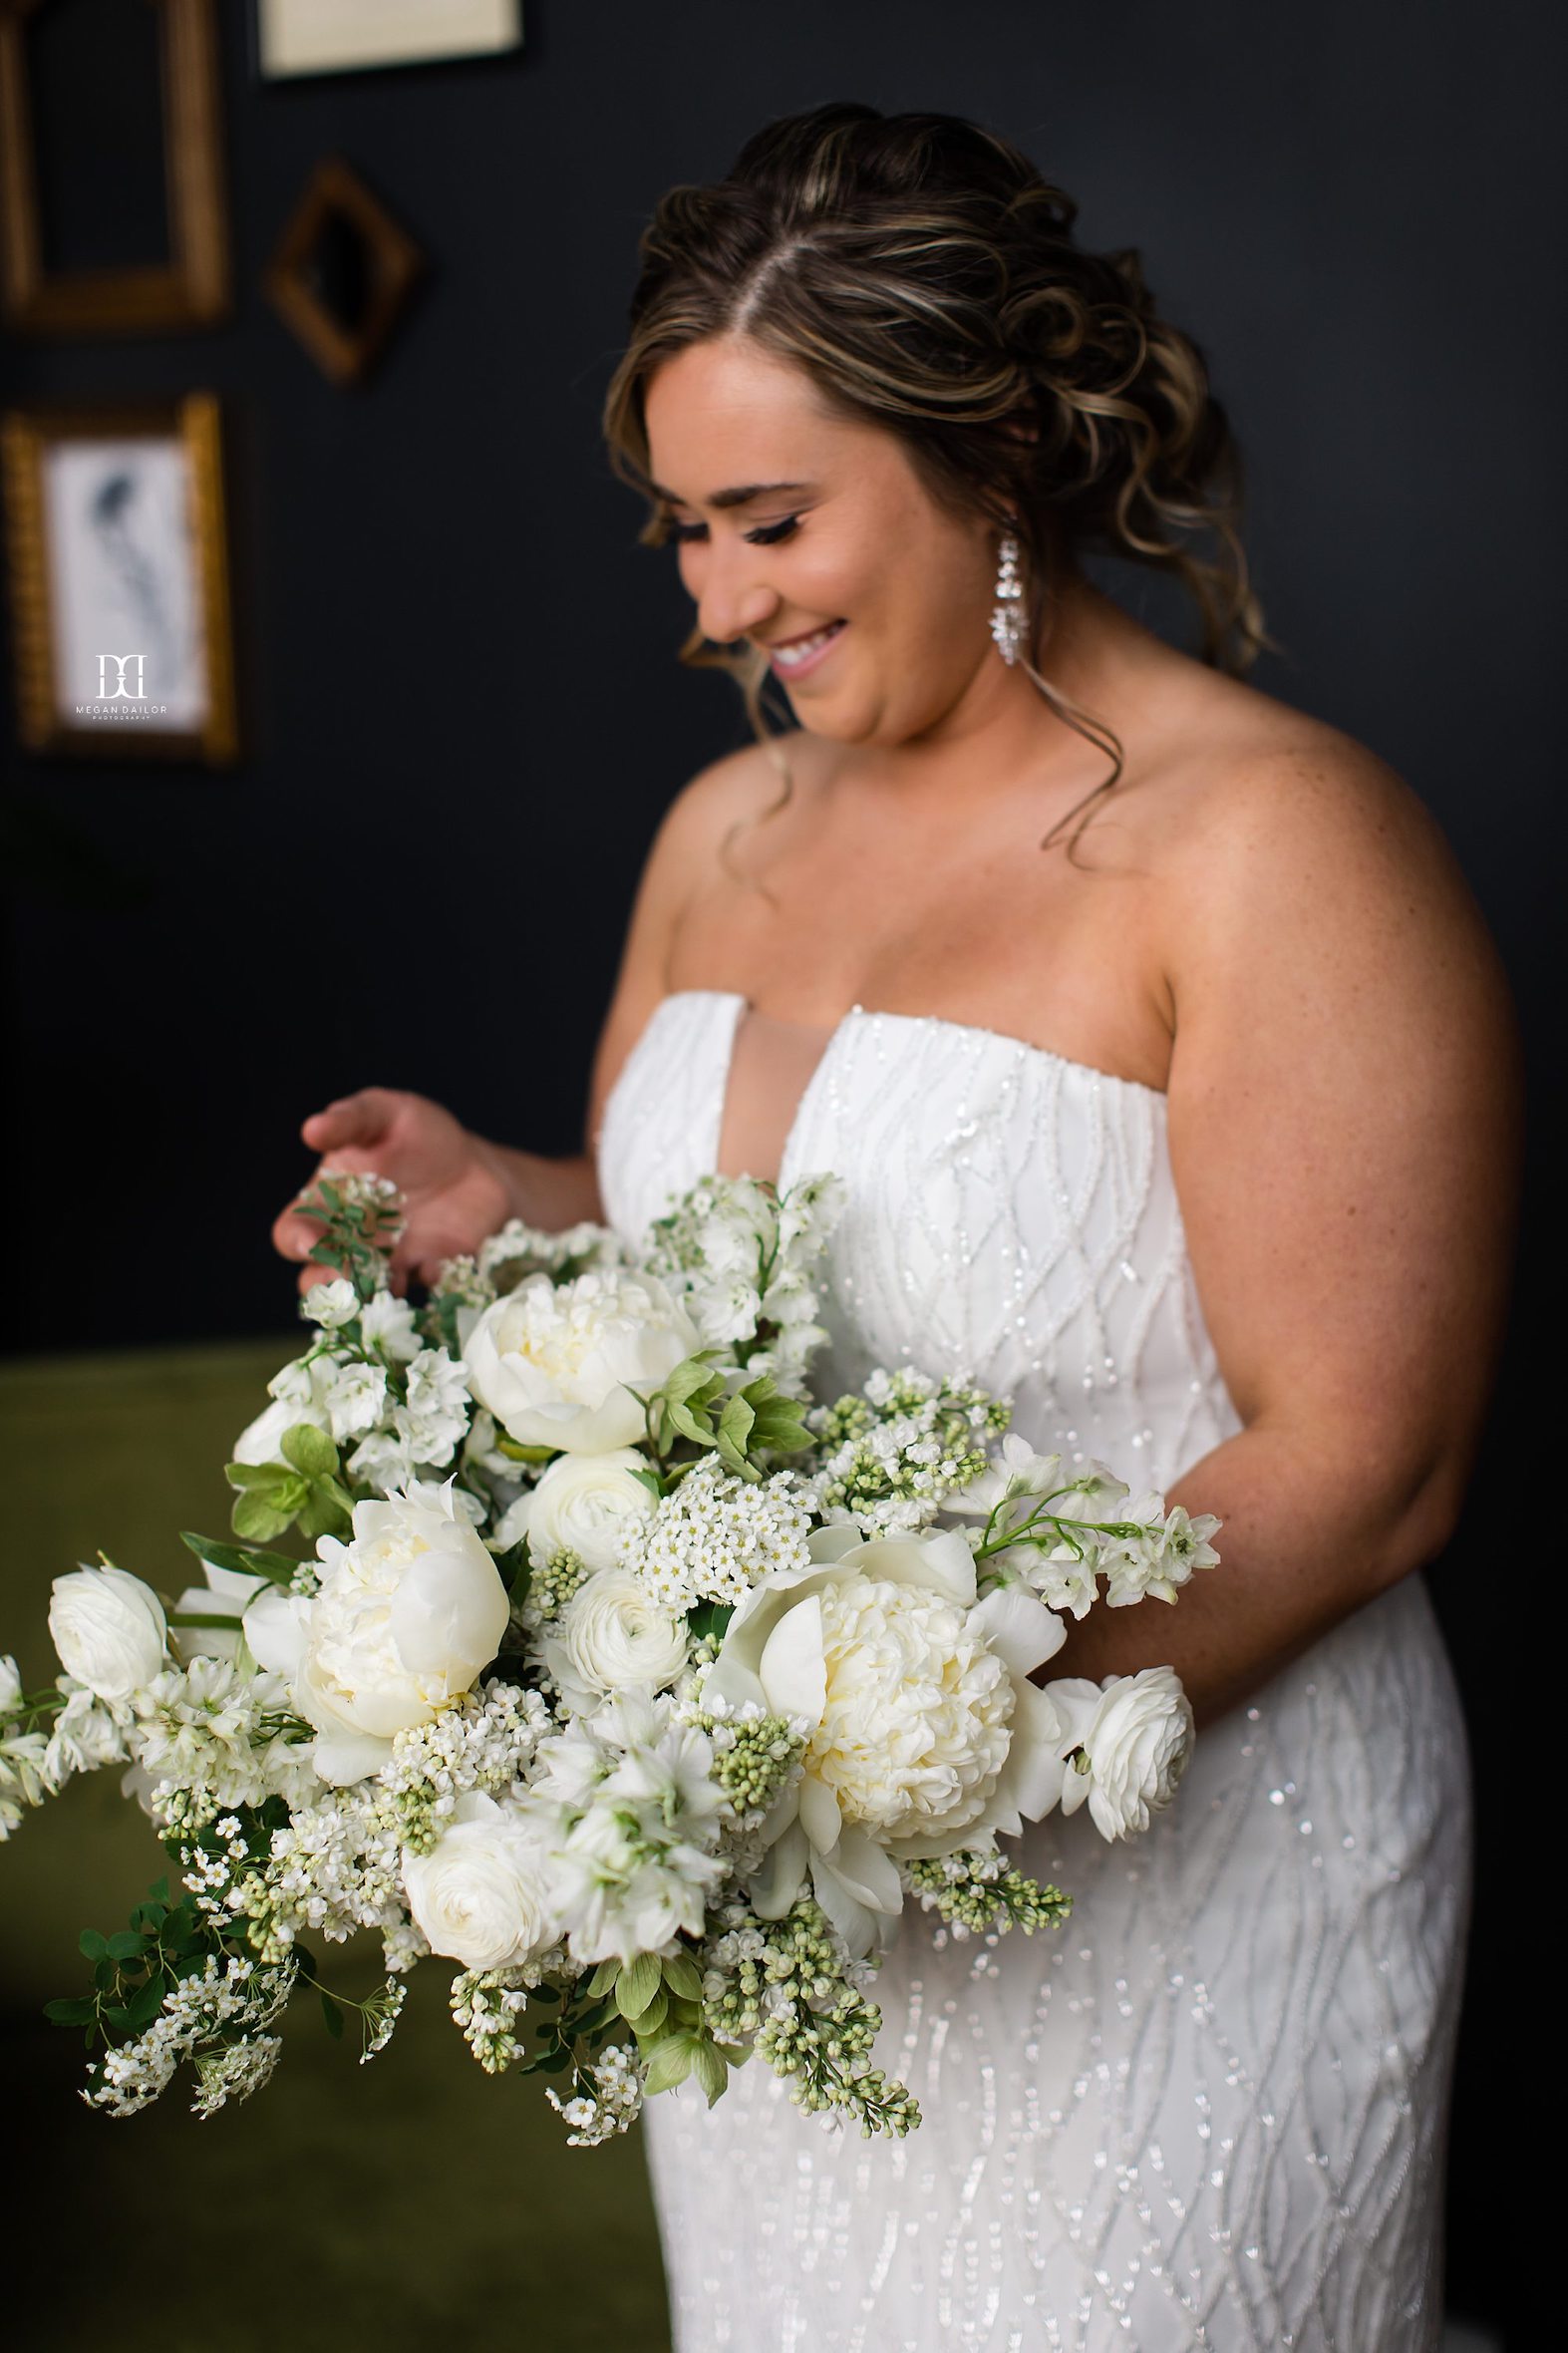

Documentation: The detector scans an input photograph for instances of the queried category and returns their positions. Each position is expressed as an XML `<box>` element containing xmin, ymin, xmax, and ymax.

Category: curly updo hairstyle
<box><xmin>602</xmin><ymin>101</ymin><xmax>1277</xmax><ymax>851</ymax></box>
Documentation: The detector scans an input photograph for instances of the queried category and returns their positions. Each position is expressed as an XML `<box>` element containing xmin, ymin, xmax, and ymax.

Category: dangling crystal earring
<box><xmin>990</xmin><ymin>528</ymin><xmax>1027</xmax><ymax>666</ymax></box>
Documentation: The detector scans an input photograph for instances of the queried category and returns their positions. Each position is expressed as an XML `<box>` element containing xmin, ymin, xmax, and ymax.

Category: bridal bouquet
<box><xmin>0</xmin><ymin>1169</ymin><xmax>1218</xmax><ymax>2145</ymax></box>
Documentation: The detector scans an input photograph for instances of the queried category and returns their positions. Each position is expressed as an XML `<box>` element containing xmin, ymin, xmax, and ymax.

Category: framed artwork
<box><xmin>255</xmin><ymin>0</ymin><xmax>522</xmax><ymax>81</ymax></box>
<box><xmin>264</xmin><ymin>157</ymin><xmax>428</xmax><ymax>386</ymax></box>
<box><xmin>0</xmin><ymin>394</ymin><xmax>239</xmax><ymax>764</ymax></box>
<box><xmin>0</xmin><ymin>0</ymin><xmax>230</xmax><ymax>336</ymax></box>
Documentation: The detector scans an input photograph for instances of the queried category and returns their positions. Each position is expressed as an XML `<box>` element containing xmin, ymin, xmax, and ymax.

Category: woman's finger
<box><xmin>299</xmin><ymin>1089</ymin><xmax>400</xmax><ymax>1154</ymax></box>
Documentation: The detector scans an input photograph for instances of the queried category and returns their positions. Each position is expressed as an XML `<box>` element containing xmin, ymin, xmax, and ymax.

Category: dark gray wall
<box><xmin>2</xmin><ymin>3</ymin><xmax>1559</xmax><ymax>2333</ymax></box>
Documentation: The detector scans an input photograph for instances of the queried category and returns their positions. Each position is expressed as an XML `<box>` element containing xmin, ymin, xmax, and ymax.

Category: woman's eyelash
<box><xmin>661</xmin><ymin>514</ymin><xmax>803</xmax><ymax>546</ymax></box>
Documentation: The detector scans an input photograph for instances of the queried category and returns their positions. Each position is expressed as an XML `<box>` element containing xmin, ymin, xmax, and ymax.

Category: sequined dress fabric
<box><xmin>596</xmin><ymin>991</ymin><xmax>1471</xmax><ymax>2353</ymax></box>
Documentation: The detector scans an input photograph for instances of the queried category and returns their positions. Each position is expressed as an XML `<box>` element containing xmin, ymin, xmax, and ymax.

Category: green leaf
<box><xmin>105</xmin><ymin>1930</ymin><xmax>144</xmax><ymax>1961</ymax></box>
<box><xmin>613</xmin><ymin>1952</ymin><xmax>663</xmax><ymax>2021</ymax></box>
<box><xmin>661</xmin><ymin>1352</ymin><xmax>726</xmax><ymax>1407</ymax></box>
<box><xmin>296</xmin><ymin>1484</ymin><xmax>351</xmax><ymax>1541</ymax></box>
<box><xmin>661</xmin><ymin>1950</ymin><xmax>705</xmax><ymax>2002</ymax></box>
<box><xmin>685</xmin><ymin>1600</ymin><xmax>735</xmax><ymax>1645</ymax></box>
<box><xmin>633</xmin><ymin>1987</ymin><xmax>668</xmax><ymax>2037</ymax></box>
<box><xmin>123</xmin><ymin>1980</ymin><xmax>163</xmax><ymax>2030</ymax></box>
<box><xmin>43</xmin><ymin>1996</ymin><xmax>97</xmax><ymax>2026</ymax></box>
<box><xmin>178</xmin><ymin>1531</ymin><xmax>301</xmax><ymax>1586</ymax></box>
<box><xmin>627</xmin><ymin>1465</ymin><xmax>664</xmax><ymax>1502</ymax></box>
<box><xmin>666</xmin><ymin>1399</ymin><xmax>717</xmax><ymax>1448</ymax></box>
<box><xmin>280</xmin><ymin>1422</ymin><xmax>338</xmax><ymax>1478</ymax></box>
<box><xmin>79</xmin><ymin>1929</ymin><xmax>108</xmax><ymax>1961</ymax></box>
<box><xmin>691</xmin><ymin>2038</ymin><xmax>729</xmax><ymax>2108</ymax></box>
<box><xmin>223</xmin><ymin>1460</ymin><xmax>296</xmax><ymax>1495</ymax></box>
<box><xmin>585</xmin><ymin>1959</ymin><xmax>620</xmax><ymax>1999</ymax></box>
<box><xmin>718</xmin><ymin>1393</ymin><xmax>756</xmax><ymax>1453</ymax></box>
<box><xmin>231</xmin><ymin>1492</ymin><xmax>294</xmax><ymax>1543</ymax></box>
<box><xmin>495</xmin><ymin>1437</ymin><xmax>557</xmax><ymax>1464</ymax></box>
<box><xmin>641</xmin><ymin>2033</ymin><xmax>699</xmax><ymax>2096</ymax></box>
<box><xmin>535</xmin><ymin>2047</ymin><xmax>573</xmax><ymax>2073</ymax></box>
<box><xmin>320</xmin><ymin>1992</ymin><xmax>345</xmax><ymax>2041</ymax></box>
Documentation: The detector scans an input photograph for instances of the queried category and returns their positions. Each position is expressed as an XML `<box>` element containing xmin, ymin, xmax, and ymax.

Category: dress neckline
<box><xmin>658</xmin><ymin>988</ymin><xmax>1166</xmax><ymax>1194</ymax></box>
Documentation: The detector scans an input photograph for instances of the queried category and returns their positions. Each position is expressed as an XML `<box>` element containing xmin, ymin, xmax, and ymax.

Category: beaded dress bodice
<box><xmin>596</xmin><ymin>990</ymin><xmax>1471</xmax><ymax>2353</ymax></box>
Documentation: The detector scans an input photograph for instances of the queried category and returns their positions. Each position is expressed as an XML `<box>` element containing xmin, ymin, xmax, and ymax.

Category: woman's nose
<box><xmin>696</xmin><ymin>553</ymin><xmax>779</xmax><ymax>648</ymax></box>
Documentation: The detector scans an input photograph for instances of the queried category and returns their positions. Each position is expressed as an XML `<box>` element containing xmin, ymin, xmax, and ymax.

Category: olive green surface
<box><xmin>0</xmin><ymin>1339</ymin><xmax>674</xmax><ymax>2353</ymax></box>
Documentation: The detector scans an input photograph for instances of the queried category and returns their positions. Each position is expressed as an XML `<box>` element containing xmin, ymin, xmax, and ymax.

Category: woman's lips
<box><xmin>767</xmin><ymin>619</ymin><xmax>847</xmax><ymax>681</ymax></box>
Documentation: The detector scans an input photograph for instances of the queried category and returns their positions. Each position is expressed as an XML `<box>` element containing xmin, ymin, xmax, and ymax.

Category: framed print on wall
<box><xmin>0</xmin><ymin>0</ymin><xmax>230</xmax><ymax>336</ymax></box>
<box><xmin>1</xmin><ymin>394</ymin><xmax>239</xmax><ymax>764</ymax></box>
<box><xmin>255</xmin><ymin>0</ymin><xmax>522</xmax><ymax>81</ymax></box>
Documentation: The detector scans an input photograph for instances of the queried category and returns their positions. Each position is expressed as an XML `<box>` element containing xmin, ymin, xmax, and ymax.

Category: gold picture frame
<box><xmin>1</xmin><ymin>393</ymin><xmax>239</xmax><ymax>764</ymax></box>
<box><xmin>263</xmin><ymin>156</ymin><xmax>428</xmax><ymax>387</ymax></box>
<box><xmin>0</xmin><ymin>0</ymin><xmax>230</xmax><ymax>336</ymax></box>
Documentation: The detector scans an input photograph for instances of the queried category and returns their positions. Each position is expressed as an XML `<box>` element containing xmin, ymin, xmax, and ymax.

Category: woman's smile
<box><xmin>764</xmin><ymin>617</ymin><xmax>848</xmax><ymax>678</ymax></box>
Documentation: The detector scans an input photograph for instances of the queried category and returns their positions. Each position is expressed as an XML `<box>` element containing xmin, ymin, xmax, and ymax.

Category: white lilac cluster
<box><xmin>432</xmin><ymin>1215</ymin><xmax>633</xmax><ymax>1313</ymax></box>
<box><xmin>952</xmin><ymin>1439</ymin><xmax>1222</xmax><ymax>1617</ymax></box>
<box><xmin>618</xmin><ymin>1454</ymin><xmax>814</xmax><ymax>1612</ymax></box>
<box><xmin>641</xmin><ymin>1173</ymin><xmax>844</xmax><ymax>1392</ymax></box>
<box><xmin>82</xmin><ymin>1950</ymin><xmax>297</xmax><ymax>2119</ymax></box>
<box><xmin>543</xmin><ymin>2038</ymin><xmax>645</xmax><ymax>2146</ymax></box>
<box><xmin>132</xmin><ymin>1659</ymin><xmax>318</xmax><ymax>1826</ymax></box>
<box><xmin>802</xmin><ymin>1366</ymin><xmax>1011</xmax><ymax>1536</ymax></box>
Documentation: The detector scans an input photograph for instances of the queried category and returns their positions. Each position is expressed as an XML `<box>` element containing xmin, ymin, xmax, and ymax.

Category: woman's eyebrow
<box><xmin>649</xmin><ymin>479</ymin><xmax>816</xmax><ymax>510</ymax></box>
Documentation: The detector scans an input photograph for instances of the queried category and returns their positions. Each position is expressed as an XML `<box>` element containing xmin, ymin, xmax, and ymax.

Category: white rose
<box><xmin>705</xmin><ymin>1524</ymin><xmax>1069</xmax><ymax>1958</ymax></box>
<box><xmin>243</xmin><ymin>1476</ymin><xmax>509</xmax><ymax>1784</ymax></box>
<box><xmin>402</xmin><ymin>1790</ymin><xmax>560</xmax><ymax>1970</ymax></box>
<box><xmin>1049</xmin><ymin>1666</ymin><xmax>1195</xmax><ymax>1840</ymax></box>
<box><xmin>542</xmin><ymin>1569</ymin><xmax>689</xmax><ymax>1711</ymax></box>
<box><xmin>48</xmin><ymin>1566</ymin><xmax>166</xmax><ymax>1701</ymax></box>
<box><xmin>464</xmin><ymin>1267</ymin><xmax>702</xmax><ymax>1455</ymax></box>
<box><xmin>517</xmin><ymin>1447</ymin><xmax>656</xmax><ymax>1571</ymax></box>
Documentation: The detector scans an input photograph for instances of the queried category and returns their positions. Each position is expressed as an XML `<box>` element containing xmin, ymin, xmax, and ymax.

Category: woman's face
<box><xmin>642</xmin><ymin>336</ymin><xmax>1011</xmax><ymax>750</ymax></box>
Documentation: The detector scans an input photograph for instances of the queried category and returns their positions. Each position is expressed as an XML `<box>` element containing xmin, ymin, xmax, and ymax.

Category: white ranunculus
<box><xmin>243</xmin><ymin>1476</ymin><xmax>509</xmax><ymax>1785</ymax></box>
<box><xmin>402</xmin><ymin>1790</ymin><xmax>560</xmax><ymax>1970</ymax></box>
<box><xmin>464</xmin><ymin>1267</ymin><xmax>702</xmax><ymax>1455</ymax></box>
<box><xmin>542</xmin><ymin>1569</ymin><xmax>689</xmax><ymax>1712</ymax></box>
<box><xmin>1049</xmin><ymin>1666</ymin><xmax>1194</xmax><ymax>1840</ymax></box>
<box><xmin>704</xmin><ymin>1524</ymin><xmax>1070</xmax><ymax>1958</ymax></box>
<box><xmin>48</xmin><ymin>1566</ymin><xmax>166</xmax><ymax>1701</ymax></box>
<box><xmin>516</xmin><ymin>1447</ymin><xmax>656</xmax><ymax>1571</ymax></box>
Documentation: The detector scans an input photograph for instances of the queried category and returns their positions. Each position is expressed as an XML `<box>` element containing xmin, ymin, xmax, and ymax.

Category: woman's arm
<box><xmin>1040</xmin><ymin>740</ymin><xmax>1523</xmax><ymax>1728</ymax></box>
<box><xmin>473</xmin><ymin>740</ymin><xmax>787</xmax><ymax>1228</ymax></box>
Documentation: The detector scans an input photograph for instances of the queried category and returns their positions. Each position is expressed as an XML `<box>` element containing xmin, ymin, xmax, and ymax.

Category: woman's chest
<box><xmin>666</xmin><ymin>784</ymin><xmax>1176</xmax><ymax>1095</ymax></box>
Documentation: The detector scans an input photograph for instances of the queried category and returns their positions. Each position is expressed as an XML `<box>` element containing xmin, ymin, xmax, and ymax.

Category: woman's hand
<box><xmin>272</xmin><ymin>1088</ymin><xmax>514</xmax><ymax>1298</ymax></box>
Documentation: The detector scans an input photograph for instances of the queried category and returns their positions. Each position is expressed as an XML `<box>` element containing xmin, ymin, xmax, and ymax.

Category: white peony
<box><xmin>402</xmin><ymin>1790</ymin><xmax>560</xmax><ymax>1970</ymax></box>
<box><xmin>541</xmin><ymin>1569</ymin><xmax>689</xmax><ymax>1712</ymax></box>
<box><xmin>512</xmin><ymin>1446</ymin><xmax>656</xmax><ymax>1572</ymax></box>
<box><xmin>48</xmin><ymin>1566</ymin><xmax>166</xmax><ymax>1701</ymax></box>
<box><xmin>243</xmin><ymin>1477</ymin><xmax>509</xmax><ymax>1784</ymax></box>
<box><xmin>704</xmin><ymin>1524</ymin><xmax>1069</xmax><ymax>1957</ymax></box>
<box><xmin>1048</xmin><ymin>1666</ymin><xmax>1194</xmax><ymax>1840</ymax></box>
<box><xmin>464</xmin><ymin>1267</ymin><xmax>702</xmax><ymax>1455</ymax></box>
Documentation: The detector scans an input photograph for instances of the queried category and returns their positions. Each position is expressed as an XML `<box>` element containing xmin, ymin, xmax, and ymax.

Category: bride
<box><xmin>273</xmin><ymin>104</ymin><xmax>1518</xmax><ymax>2353</ymax></box>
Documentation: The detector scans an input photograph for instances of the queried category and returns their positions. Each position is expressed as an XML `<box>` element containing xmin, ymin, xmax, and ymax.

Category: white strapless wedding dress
<box><xmin>596</xmin><ymin>990</ymin><xmax>1471</xmax><ymax>2353</ymax></box>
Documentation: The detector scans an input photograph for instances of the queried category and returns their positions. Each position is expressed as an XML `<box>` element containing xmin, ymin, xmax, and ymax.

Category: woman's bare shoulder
<box><xmin>1139</xmin><ymin>670</ymin><xmax>1461</xmax><ymax>905</ymax></box>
